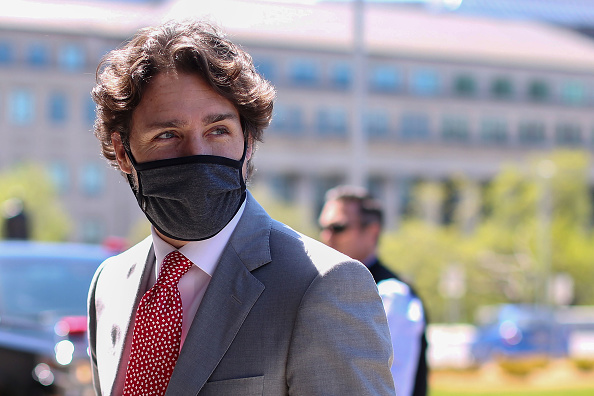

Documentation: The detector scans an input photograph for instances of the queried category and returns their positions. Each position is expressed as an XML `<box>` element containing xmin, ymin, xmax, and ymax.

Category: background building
<box><xmin>1</xmin><ymin>0</ymin><xmax>593</xmax><ymax>242</ymax></box>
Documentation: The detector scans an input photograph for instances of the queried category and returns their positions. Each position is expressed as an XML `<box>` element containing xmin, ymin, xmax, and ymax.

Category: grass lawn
<box><xmin>429</xmin><ymin>359</ymin><xmax>594</xmax><ymax>396</ymax></box>
<box><xmin>431</xmin><ymin>389</ymin><xmax>594</xmax><ymax>396</ymax></box>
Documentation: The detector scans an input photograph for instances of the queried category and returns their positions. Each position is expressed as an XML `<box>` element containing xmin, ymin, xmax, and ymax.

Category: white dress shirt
<box><xmin>116</xmin><ymin>200</ymin><xmax>246</xmax><ymax>387</ymax></box>
<box><xmin>377</xmin><ymin>278</ymin><xmax>425</xmax><ymax>396</ymax></box>
<box><xmin>150</xmin><ymin>200</ymin><xmax>246</xmax><ymax>346</ymax></box>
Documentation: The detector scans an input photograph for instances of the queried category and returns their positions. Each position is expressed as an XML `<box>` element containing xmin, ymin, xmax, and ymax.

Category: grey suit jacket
<box><xmin>88</xmin><ymin>192</ymin><xmax>395</xmax><ymax>395</ymax></box>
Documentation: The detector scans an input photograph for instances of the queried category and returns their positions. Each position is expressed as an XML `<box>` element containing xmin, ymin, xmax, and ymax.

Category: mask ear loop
<box><xmin>120</xmin><ymin>134</ymin><xmax>146</xmax><ymax>209</ymax></box>
<box><xmin>238</xmin><ymin>140</ymin><xmax>248</xmax><ymax>192</ymax></box>
<box><xmin>240</xmin><ymin>118</ymin><xmax>251</xmax><ymax>189</ymax></box>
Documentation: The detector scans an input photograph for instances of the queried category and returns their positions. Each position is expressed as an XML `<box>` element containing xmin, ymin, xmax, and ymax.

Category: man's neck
<box><xmin>361</xmin><ymin>253</ymin><xmax>378</xmax><ymax>268</ymax></box>
<box><xmin>156</xmin><ymin>229</ymin><xmax>188</xmax><ymax>249</ymax></box>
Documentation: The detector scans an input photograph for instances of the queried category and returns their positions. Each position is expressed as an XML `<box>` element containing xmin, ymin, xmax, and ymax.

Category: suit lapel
<box><xmin>95</xmin><ymin>236</ymin><xmax>155</xmax><ymax>396</ymax></box>
<box><xmin>165</xmin><ymin>192</ymin><xmax>270</xmax><ymax>395</ymax></box>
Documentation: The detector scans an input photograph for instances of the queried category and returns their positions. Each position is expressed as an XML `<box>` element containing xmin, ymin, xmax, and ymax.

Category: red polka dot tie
<box><xmin>123</xmin><ymin>250</ymin><xmax>193</xmax><ymax>396</ymax></box>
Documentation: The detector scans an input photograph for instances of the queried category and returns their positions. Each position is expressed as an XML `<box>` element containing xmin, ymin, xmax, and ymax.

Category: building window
<box><xmin>369</xmin><ymin>66</ymin><xmax>401</xmax><ymax>92</ymax></box>
<box><xmin>27</xmin><ymin>43</ymin><xmax>50</xmax><ymax>67</ymax></box>
<box><xmin>480</xmin><ymin>118</ymin><xmax>507</xmax><ymax>144</ymax></box>
<box><xmin>58</xmin><ymin>44</ymin><xmax>85</xmax><ymax>72</ymax></box>
<box><xmin>399</xmin><ymin>113</ymin><xmax>430</xmax><ymax>140</ymax></box>
<box><xmin>527</xmin><ymin>79</ymin><xmax>550</xmax><ymax>102</ymax></box>
<box><xmin>555</xmin><ymin>122</ymin><xmax>582</xmax><ymax>146</ymax></box>
<box><xmin>9</xmin><ymin>89</ymin><xmax>35</xmax><ymax>125</ymax></box>
<box><xmin>442</xmin><ymin>115</ymin><xmax>469</xmax><ymax>142</ymax></box>
<box><xmin>0</xmin><ymin>42</ymin><xmax>14</xmax><ymax>65</ymax></box>
<box><xmin>315</xmin><ymin>107</ymin><xmax>347</xmax><ymax>137</ymax></box>
<box><xmin>254</xmin><ymin>58</ymin><xmax>276</xmax><ymax>83</ymax></box>
<box><xmin>86</xmin><ymin>95</ymin><xmax>96</xmax><ymax>125</ymax></box>
<box><xmin>367</xmin><ymin>177</ymin><xmax>385</xmax><ymax>203</ymax></box>
<box><xmin>561</xmin><ymin>81</ymin><xmax>586</xmax><ymax>106</ymax></box>
<box><xmin>48</xmin><ymin>92</ymin><xmax>68</xmax><ymax>123</ymax></box>
<box><xmin>410</xmin><ymin>68</ymin><xmax>440</xmax><ymax>96</ymax></box>
<box><xmin>270</xmin><ymin>174</ymin><xmax>298</xmax><ymax>202</ymax></box>
<box><xmin>271</xmin><ymin>104</ymin><xmax>303</xmax><ymax>135</ymax></box>
<box><xmin>364</xmin><ymin>110</ymin><xmax>390</xmax><ymax>138</ymax></box>
<box><xmin>398</xmin><ymin>177</ymin><xmax>415</xmax><ymax>216</ymax></box>
<box><xmin>80</xmin><ymin>163</ymin><xmax>104</xmax><ymax>196</ymax></box>
<box><xmin>315</xmin><ymin>175</ymin><xmax>345</xmax><ymax>214</ymax></box>
<box><xmin>81</xmin><ymin>218</ymin><xmax>104</xmax><ymax>244</ymax></box>
<box><xmin>288</xmin><ymin>59</ymin><xmax>319</xmax><ymax>86</ymax></box>
<box><xmin>491</xmin><ymin>77</ymin><xmax>514</xmax><ymax>99</ymax></box>
<box><xmin>453</xmin><ymin>74</ymin><xmax>476</xmax><ymax>97</ymax></box>
<box><xmin>49</xmin><ymin>161</ymin><xmax>70</xmax><ymax>194</ymax></box>
<box><xmin>330</xmin><ymin>62</ymin><xmax>352</xmax><ymax>89</ymax></box>
<box><xmin>518</xmin><ymin>121</ymin><xmax>546</xmax><ymax>145</ymax></box>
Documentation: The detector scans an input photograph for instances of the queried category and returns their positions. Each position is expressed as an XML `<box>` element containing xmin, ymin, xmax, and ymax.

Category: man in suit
<box><xmin>87</xmin><ymin>21</ymin><xmax>395</xmax><ymax>396</ymax></box>
<box><xmin>319</xmin><ymin>185</ymin><xmax>429</xmax><ymax>396</ymax></box>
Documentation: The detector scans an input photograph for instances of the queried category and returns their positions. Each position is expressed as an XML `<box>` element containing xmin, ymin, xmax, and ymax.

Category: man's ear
<box><xmin>367</xmin><ymin>222</ymin><xmax>382</xmax><ymax>246</ymax></box>
<box><xmin>111</xmin><ymin>132</ymin><xmax>132</xmax><ymax>174</ymax></box>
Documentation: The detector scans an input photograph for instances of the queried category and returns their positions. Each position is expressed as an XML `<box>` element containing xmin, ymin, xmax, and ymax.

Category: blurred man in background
<box><xmin>319</xmin><ymin>185</ymin><xmax>428</xmax><ymax>396</ymax></box>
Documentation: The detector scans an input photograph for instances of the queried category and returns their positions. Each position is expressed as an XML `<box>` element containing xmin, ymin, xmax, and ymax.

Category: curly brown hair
<box><xmin>92</xmin><ymin>20</ymin><xmax>275</xmax><ymax>170</ymax></box>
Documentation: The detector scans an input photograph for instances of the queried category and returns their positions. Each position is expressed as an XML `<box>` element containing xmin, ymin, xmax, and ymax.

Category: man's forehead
<box><xmin>321</xmin><ymin>200</ymin><xmax>358</xmax><ymax>222</ymax></box>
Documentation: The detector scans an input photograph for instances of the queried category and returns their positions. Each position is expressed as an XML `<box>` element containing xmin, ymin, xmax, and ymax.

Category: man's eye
<box><xmin>156</xmin><ymin>131</ymin><xmax>176</xmax><ymax>139</ymax></box>
<box><xmin>210</xmin><ymin>127</ymin><xmax>229</xmax><ymax>136</ymax></box>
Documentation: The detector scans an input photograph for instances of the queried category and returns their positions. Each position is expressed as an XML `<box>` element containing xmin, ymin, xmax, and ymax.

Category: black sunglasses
<box><xmin>321</xmin><ymin>223</ymin><xmax>351</xmax><ymax>234</ymax></box>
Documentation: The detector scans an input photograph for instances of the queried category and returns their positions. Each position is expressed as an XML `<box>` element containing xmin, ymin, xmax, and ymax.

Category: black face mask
<box><xmin>124</xmin><ymin>144</ymin><xmax>247</xmax><ymax>241</ymax></box>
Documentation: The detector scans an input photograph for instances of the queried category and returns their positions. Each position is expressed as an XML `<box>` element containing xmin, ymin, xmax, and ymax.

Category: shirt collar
<box><xmin>151</xmin><ymin>200</ymin><xmax>246</xmax><ymax>278</ymax></box>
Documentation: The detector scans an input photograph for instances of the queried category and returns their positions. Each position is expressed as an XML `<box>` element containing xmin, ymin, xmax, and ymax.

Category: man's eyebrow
<box><xmin>145</xmin><ymin>119</ymin><xmax>187</xmax><ymax>131</ymax></box>
<box><xmin>143</xmin><ymin>113</ymin><xmax>238</xmax><ymax>131</ymax></box>
<box><xmin>203</xmin><ymin>112</ymin><xmax>238</xmax><ymax>125</ymax></box>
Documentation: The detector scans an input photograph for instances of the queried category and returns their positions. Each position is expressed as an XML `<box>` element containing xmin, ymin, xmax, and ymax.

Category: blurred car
<box><xmin>470</xmin><ymin>303</ymin><xmax>569</xmax><ymax>363</ymax></box>
<box><xmin>0</xmin><ymin>240</ymin><xmax>114</xmax><ymax>396</ymax></box>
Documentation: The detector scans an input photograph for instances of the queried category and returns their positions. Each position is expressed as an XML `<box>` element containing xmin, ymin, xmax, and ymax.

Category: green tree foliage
<box><xmin>0</xmin><ymin>163</ymin><xmax>71</xmax><ymax>241</ymax></box>
<box><xmin>127</xmin><ymin>216</ymin><xmax>152</xmax><ymax>246</ymax></box>
<box><xmin>251</xmin><ymin>185</ymin><xmax>318</xmax><ymax>237</ymax></box>
<box><xmin>378</xmin><ymin>150</ymin><xmax>594</xmax><ymax>322</ymax></box>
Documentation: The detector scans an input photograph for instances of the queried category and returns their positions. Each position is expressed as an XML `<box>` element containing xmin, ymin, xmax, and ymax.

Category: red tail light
<box><xmin>55</xmin><ymin>315</ymin><xmax>87</xmax><ymax>336</ymax></box>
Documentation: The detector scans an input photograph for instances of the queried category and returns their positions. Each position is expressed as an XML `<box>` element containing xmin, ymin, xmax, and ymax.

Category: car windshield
<box><xmin>0</xmin><ymin>256</ymin><xmax>99</xmax><ymax>319</ymax></box>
